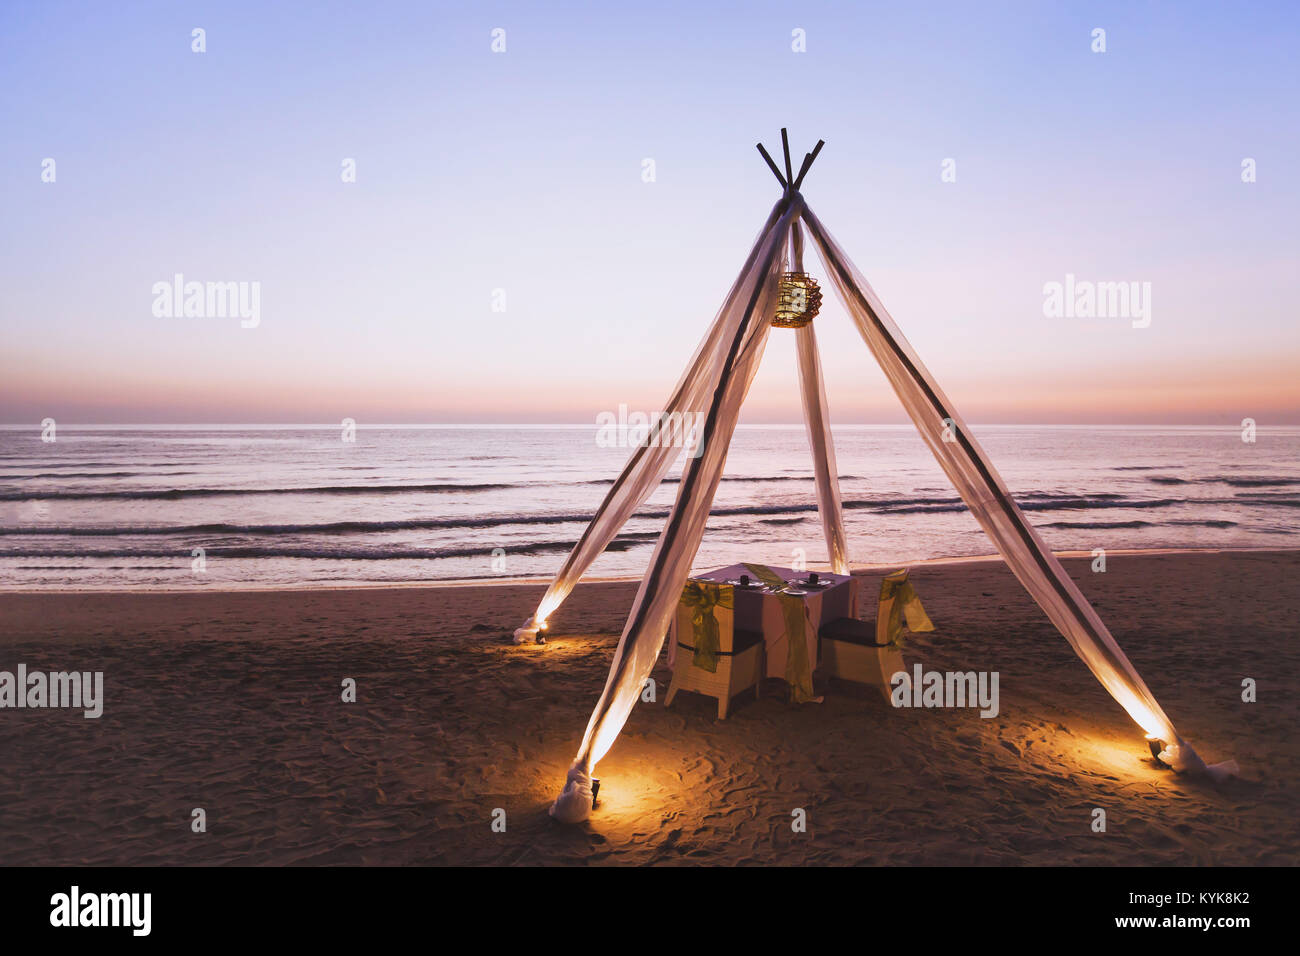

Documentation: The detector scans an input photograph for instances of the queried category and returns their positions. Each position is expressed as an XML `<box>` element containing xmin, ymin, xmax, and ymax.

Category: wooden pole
<box><xmin>794</xmin><ymin>140</ymin><xmax>825</xmax><ymax>189</ymax></box>
<box><xmin>756</xmin><ymin>142</ymin><xmax>787</xmax><ymax>188</ymax></box>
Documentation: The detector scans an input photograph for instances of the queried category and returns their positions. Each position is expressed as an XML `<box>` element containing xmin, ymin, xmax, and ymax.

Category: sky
<box><xmin>1</xmin><ymin>0</ymin><xmax>1297</xmax><ymax>425</ymax></box>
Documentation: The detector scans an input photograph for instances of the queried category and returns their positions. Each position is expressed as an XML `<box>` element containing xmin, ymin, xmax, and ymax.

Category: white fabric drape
<box><xmin>515</xmin><ymin>203</ymin><xmax>793</xmax><ymax>643</ymax></box>
<box><xmin>799</xmin><ymin>203</ymin><xmax>1236</xmax><ymax>781</ymax></box>
<box><xmin>551</xmin><ymin>196</ymin><xmax>801</xmax><ymax>821</ymax></box>
<box><xmin>791</xmin><ymin>221</ymin><xmax>850</xmax><ymax>574</ymax></box>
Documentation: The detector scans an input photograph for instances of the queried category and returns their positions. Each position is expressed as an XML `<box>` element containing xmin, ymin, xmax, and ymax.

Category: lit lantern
<box><xmin>773</xmin><ymin>272</ymin><xmax>823</xmax><ymax>328</ymax></box>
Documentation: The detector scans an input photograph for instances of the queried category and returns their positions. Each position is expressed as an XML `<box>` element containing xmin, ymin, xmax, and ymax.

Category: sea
<box><xmin>1</xmin><ymin>424</ymin><xmax>1296</xmax><ymax>591</ymax></box>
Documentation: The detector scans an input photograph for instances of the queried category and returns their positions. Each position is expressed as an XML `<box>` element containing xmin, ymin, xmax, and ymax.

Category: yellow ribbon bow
<box><xmin>743</xmin><ymin>563</ymin><xmax>817</xmax><ymax>703</ymax></box>
<box><xmin>880</xmin><ymin>571</ymin><xmax>934</xmax><ymax>648</ymax></box>
<box><xmin>679</xmin><ymin>580</ymin><xmax>733</xmax><ymax>672</ymax></box>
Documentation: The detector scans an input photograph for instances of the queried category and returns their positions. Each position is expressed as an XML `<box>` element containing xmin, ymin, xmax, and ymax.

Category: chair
<box><xmin>664</xmin><ymin>583</ymin><xmax>764</xmax><ymax>719</ymax></box>
<box><xmin>817</xmin><ymin>569</ymin><xmax>914</xmax><ymax>701</ymax></box>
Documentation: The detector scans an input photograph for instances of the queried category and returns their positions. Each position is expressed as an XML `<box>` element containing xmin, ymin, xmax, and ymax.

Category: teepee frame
<box><xmin>532</xmin><ymin>131</ymin><xmax>1230</xmax><ymax>823</ymax></box>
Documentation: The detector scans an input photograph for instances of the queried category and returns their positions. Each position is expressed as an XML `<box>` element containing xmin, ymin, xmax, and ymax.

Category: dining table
<box><xmin>681</xmin><ymin>562</ymin><xmax>859</xmax><ymax>700</ymax></box>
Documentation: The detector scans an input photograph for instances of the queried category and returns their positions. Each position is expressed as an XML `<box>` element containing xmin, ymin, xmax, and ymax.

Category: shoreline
<box><xmin>2</xmin><ymin>545</ymin><xmax>1294</xmax><ymax>596</ymax></box>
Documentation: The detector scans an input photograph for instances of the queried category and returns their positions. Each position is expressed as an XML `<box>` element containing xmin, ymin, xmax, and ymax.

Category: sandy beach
<box><xmin>0</xmin><ymin>549</ymin><xmax>1295</xmax><ymax>866</ymax></box>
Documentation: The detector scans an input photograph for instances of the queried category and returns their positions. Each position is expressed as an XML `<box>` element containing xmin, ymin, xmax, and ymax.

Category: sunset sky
<box><xmin>2</xmin><ymin>1</ymin><xmax>1297</xmax><ymax>425</ymax></box>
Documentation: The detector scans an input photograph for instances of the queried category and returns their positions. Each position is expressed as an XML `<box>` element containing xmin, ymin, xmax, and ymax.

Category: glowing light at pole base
<box><xmin>533</xmin><ymin>595</ymin><xmax>562</xmax><ymax>632</ymax></box>
<box><xmin>1109</xmin><ymin>686</ymin><xmax>1172</xmax><ymax>744</ymax></box>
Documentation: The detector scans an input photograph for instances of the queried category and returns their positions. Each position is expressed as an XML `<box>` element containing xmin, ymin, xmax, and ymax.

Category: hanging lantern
<box><xmin>773</xmin><ymin>272</ymin><xmax>823</xmax><ymax>328</ymax></box>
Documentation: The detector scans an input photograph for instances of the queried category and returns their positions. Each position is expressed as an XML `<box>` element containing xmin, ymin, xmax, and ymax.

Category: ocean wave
<box><xmin>20</xmin><ymin>469</ymin><xmax>1292</xmax><ymax>505</ymax></box>
<box><xmin>0</xmin><ymin>493</ymin><xmax>1217</xmax><ymax>538</ymax></box>
<box><xmin>0</xmin><ymin>499</ymin><xmax>967</xmax><ymax>536</ymax></box>
<box><xmin>0</xmin><ymin>546</ymin><xmax>509</xmax><ymax>560</ymax></box>
<box><xmin>1221</xmin><ymin>477</ymin><xmax>1300</xmax><ymax>487</ymax></box>
<box><xmin>0</xmin><ymin>534</ymin><xmax>655</xmax><ymax>561</ymax></box>
<box><xmin>1233</xmin><ymin>492</ymin><xmax>1300</xmax><ymax>506</ymax></box>
<box><xmin>858</xmin><ymin>495</ymin><xmax>1181</xmax><ymax>516</ymax></box>
<box><xmin>0</xmin><ymin>470</ymin><xmax>199</xmax><ymax>479</ymax></box>
<box><xmin>583</xmin><ymin>474</ymin><xmax>862</xmax><ymax>487</ymax></box>
<box><xmin>1139</xmin><ymin>475</ymin><xmax>1300</xmax><ymax>488</ymax></box>
<box><xmin>1039</xmin><ymin>520</ymin><xmax>1155</xmax><ymax>529</ymax></box>
<box><xmin>0</xmin><ymin>481</ymin><xmax>515</xmax><ymax>501</ymax></box>
<box><xmin>0</xmin><ymin>473</ymin><xmax>865</xmax><ymax>501</ymax></box>
<box><xmin>1041</xmin><ymin>518</ymin><xmax>1238</xmax><ymax>530</ymax></box>
<box><xmin>1018</xmin><ymin>496</ymin><xmax>1180</xmax><ymax>511</ymax></box>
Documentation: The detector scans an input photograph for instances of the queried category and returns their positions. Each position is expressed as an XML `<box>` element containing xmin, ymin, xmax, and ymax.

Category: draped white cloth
<box><xmin>791</xmin><ymin>221</ymin><xmax>850</xmax><ymax>575</ymax></box>
<box><xmin>799</xmin><ymin>203</ymin><xmax>1236</xmax><ymax>782</ymax></box>
<box><xmin>550</xmin><ymin>196</ymin><xmax>801</xmax><ymax>821</ymax></box>
<box><xmin>514</xmin><ymin>202</ymin><xmax>794</xmax><ymax>644</ymax></box>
